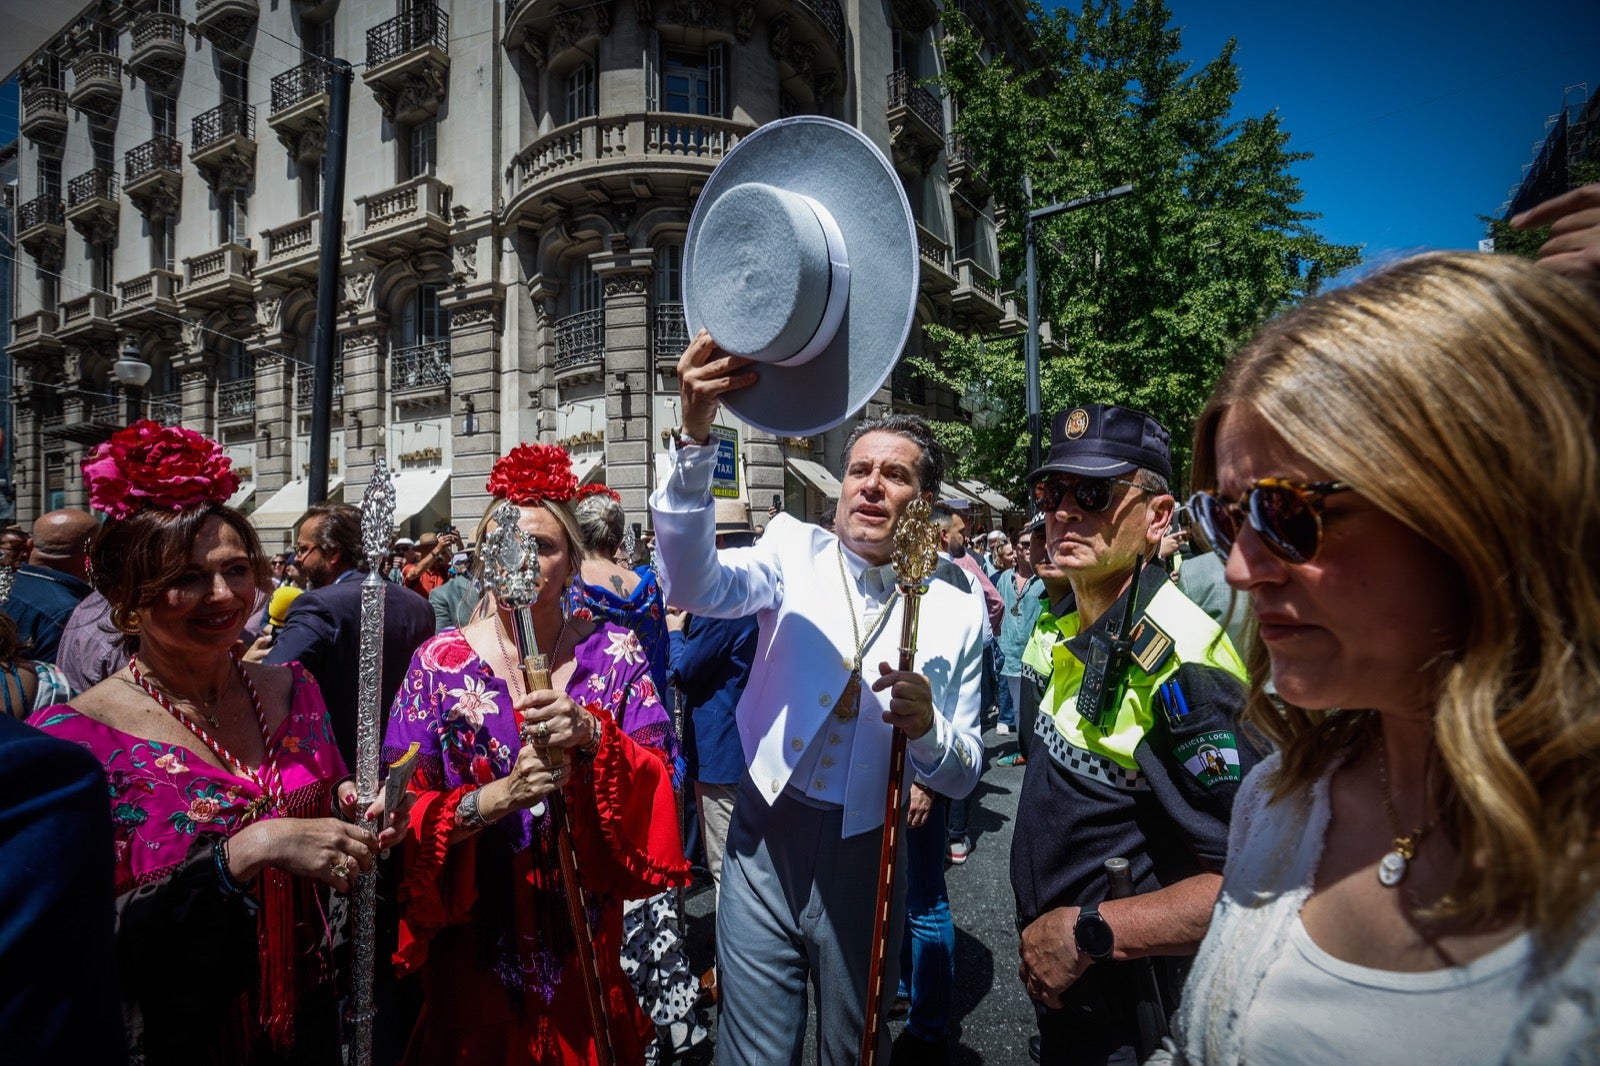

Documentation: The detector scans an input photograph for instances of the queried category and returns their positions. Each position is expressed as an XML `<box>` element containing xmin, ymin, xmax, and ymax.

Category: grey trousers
<box><xmin>695</xmin><ymin>780</ymin><xmax>738</xmax><ymax>905</ymax></box>
<box><xmin>714</xmin><ymin>774</ymin><xmax>906</xmax><ymax>1066</ymax></box>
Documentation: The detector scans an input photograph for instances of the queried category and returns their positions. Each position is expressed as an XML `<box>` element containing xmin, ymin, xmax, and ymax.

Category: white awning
<box><xmin>250</xmin><ymin>477</ymin><xmax>346</xmax><ymax>530</ymax></box>
<box><xmin>939</xmin><ymin>481</ymin><xmax>986</xmax><ymax>509</ymax></box>
<box><xmin>786</xmin><ymin>456</ymin><xmax>841</xmax><ymax>500</ymax></box>
<box><xmin>959</xmin><ymin>479</ymin><xmax>1018</xmax><ymax>513</ymax></box>
<box><xmin>226</xmin><ymin>480</ymin><xmax>256</xmax><ymax>512</ymax></box>
<box><xmin>391</xmin><ymin>467</ymin><xmax>453</xmax><ymax>526</ymax></box>
<box><xmin>571</xmin><ymin>450</ymin><xmax>605</xmax><ymax>485</ymax></box>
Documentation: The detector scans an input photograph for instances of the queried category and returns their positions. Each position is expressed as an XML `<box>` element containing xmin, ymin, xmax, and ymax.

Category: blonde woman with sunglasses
<box><xmin>1159</xmin><ymin>252</ymin><xmax>1600</xmax><ymax>1064</ymax></box>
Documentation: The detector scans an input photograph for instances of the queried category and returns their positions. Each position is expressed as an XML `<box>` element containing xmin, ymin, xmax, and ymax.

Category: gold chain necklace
<box><xmin>834</xmin><ymin>544</ymin><xmax>866</xmax><ymax>720</ymax></box>
<box><xmin>1375</xmin><ymin>742</ymin><xmax>1440</xmax><ymax>887</ymax></box>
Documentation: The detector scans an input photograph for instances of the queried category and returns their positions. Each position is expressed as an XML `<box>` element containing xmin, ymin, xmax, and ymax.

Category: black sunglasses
<box><xmin>1187</xmin><ymin>479</ymin><xmax>1352</xmax><ymax>565</ymax></box>
<box><xmin>1032</xmin><ymin>476</ymin><xmax>1144</xmax><ymax>515</ymax></box>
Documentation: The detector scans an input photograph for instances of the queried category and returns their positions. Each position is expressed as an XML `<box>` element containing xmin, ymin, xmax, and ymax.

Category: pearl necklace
<box><xmin>130</xmin><ymin>654</ymin><xmax>284</xmax><ymax>823</ymax></box>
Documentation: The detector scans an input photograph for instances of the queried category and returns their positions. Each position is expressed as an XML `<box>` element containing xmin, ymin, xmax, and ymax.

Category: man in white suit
<box><xmin>651</xmin><ymin>331</ymin><xmax>986</xmax><ymax>1064</ymax></box>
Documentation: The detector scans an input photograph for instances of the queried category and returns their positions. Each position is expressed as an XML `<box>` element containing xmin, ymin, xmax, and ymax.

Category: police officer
<box><xmin>1010</xmin><ymin>404</ymin><xmax>1256</xmax><ymax>1065</ymax></box>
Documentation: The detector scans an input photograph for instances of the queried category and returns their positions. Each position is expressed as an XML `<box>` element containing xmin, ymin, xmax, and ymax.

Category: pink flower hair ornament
<box><xmin>82</xmin><ymin>419</ymin><xmax>241</xmax><ymax>521</ymax></box>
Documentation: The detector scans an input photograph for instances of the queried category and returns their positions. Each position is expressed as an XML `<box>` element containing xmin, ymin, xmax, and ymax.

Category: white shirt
<box><xmin>1242</xmin><ymin>917</ymin><xmax>1534</xmax><ymax>1065</ymax></box>
<box><xmin>649</xmin><ymin>439</ymin><xmax>986</xmax><ymax>836</ymax></box>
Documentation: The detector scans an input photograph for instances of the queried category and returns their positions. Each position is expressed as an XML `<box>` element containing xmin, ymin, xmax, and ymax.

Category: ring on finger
<box><xmin>550</xmin><ymin>765</ymin><xmax>565</xmax><ymax>784</ymax></box>
<box><xmin>535</xmin><ymin>720</ymin><xmax>550</xmax><ymax>745</ymax></box>
<box><xmin>331</xmin><ymin>858</ymin><xmax>352</xmax><ymax>879</ymax></box>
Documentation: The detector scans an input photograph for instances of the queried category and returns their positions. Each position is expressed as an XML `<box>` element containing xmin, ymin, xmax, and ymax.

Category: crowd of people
<box><xmin>1</xmin><ymin>176</ymin><xmax>1598</xmax><ymax>1066</ymax></box>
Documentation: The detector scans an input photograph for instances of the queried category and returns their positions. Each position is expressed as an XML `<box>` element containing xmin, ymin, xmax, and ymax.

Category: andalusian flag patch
<box><xmin>1174</xmin><ymin>731</ymin><xmax>1242</xmax><ymax>788</ymax></box>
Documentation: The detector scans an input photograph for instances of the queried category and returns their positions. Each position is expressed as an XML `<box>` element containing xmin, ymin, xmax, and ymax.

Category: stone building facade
<box><xmin>8</xmin><ymin>0</ymin><xmax>1033</xmax><ymax>545</ymax></box>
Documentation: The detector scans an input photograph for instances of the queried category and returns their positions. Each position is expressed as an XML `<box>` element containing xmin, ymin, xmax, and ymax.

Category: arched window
<box><xmin>652</xmin><ymin>242</ymin><xmax>686</xmax><ymax>362</ymax></box>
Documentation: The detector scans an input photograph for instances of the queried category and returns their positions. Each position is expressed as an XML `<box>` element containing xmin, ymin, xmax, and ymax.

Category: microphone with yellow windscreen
<box><xmin>265</xmin><ymin>585</ymin><xmax>303</xmax><ymax>635</ymax></box>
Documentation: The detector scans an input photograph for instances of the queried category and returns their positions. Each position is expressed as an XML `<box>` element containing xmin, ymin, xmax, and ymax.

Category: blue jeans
<box><xmin>897</xmin><ymin>793</ymin><xmax>953</xmax><ymax>1041</ymax></box>
<box><xmin>994</xmin><ymin>643</ymin><xmax>1015</xmax><ymax>726</ymax></box>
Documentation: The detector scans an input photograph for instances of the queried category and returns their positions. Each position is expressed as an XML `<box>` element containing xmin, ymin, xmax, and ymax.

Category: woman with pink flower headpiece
<box><xmin>27</xmin><ymin>420</ymin><xmax>409</xmax><ymax>1064</ymax></box>
<box><xmin>381</xmin><ymin>443</ymin><xmax>690</xmax><ymax>1065</ymax></box>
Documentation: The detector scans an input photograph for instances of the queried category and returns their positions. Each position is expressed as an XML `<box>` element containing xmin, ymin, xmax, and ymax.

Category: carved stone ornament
<box><xmin>603</xmin><ymin>273</ymin><xmax>648</xmax><ymax>298</ymax></box>
<box><xmin>182</xmin><ymin>367</ymin><xmax>211</xmax><ymax>387</ymax></box>
<box><xmin>815</xmin><ymin>68</ymin><xmax>840</xmax><ymax>99</ymax></box>
<box><xmin>377</xmin><ymin>68</ymin><xmax>447</xmax><ymax>124</ymax></box>
<box><xmin>789</xmin><ymin>40</ymin><xmax>817</xmax><ymax>80</ymax></box>
<box><xmin>735</xmin><ymin>0</ymin><xmax>757</xmax><ymax>42</ymax></box>
<box><xmin>341</xmin><ymin>271</ymin><xmax>376</xmax><ymax>313</ymax></box>
<box><xmin>340</xmin><ymin>328</ymin><xmax>386</xmax><ymax>352</ymax></box>
<box><xmin>256</xmin><ymin>294</ymin><xmax>283</xmax><ymax>335</ymax></box>
<box><xmin>667</xmin><ymin>0</ymin><xmax>721</xmax><ymax>30</ymax></box>
<box><xmin>450</xmin><ymin>241</ymin><xmax>479</xmax><ymax>284</ymax></box>
<box><xmin>449</xmin><ymin>303</ymin><xmax>499</xmax><ymax>330</ymax></box>
<box><xmin>210</xmin><ymin>156</ymin><xmax>255</xmax><ymax>193</ymax></box>
<box><xmin>522</xmin><ymin>35</ymin><xmax>547</xmax><ymax>67</ymax></box>
<box><xmin>595</xmin><ymin>1</ymin><xmax>614</xmax><ymax>37</ymax></box>
<box><xmin>769</xmin><ymin>14</ymin><xmax>792</xmax><ymax>61</ymax></box>
<box><xmin>634</xmin><ymin>0</ymin><xmax>653</xmax><ymax>24</ymax></box>
<box><xmin>181</xmin><ymin>319</ymin><xmax>205</xmax><ymax>354</ymax></box>
<box><xmin>34</xmin><ymin>236</ymin><xmax>64</xmax><ymax>273</ymax></box>
<box><xmin>552</xmin><ymin>6</ymin><xmax>585</xmax><ymax>49</ymax></box>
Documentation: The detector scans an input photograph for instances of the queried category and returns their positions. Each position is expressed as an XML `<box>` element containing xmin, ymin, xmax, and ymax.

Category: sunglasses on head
<box><xmin>1187</xmin><ymin>478</ymin><xmax>1351</xmax><ymax>565</ymax></box>
<box><xmin>1032</xmin><ymin>476</ymin><xmax>1144</xmax><ymax>514</ymax></box>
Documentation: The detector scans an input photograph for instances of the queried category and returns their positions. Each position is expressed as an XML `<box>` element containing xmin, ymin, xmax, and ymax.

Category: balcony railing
<box><xmin>193</xmin><ymin>101</ymin><xmax>255</xmax><ymax>151</ymax></box>
<box><xmin>366</xmin><ymin>3</ymin><xmax>449</xmax><ymax>68</ymax></box>
<box><xmin>796</xmin><ymin>0</ymin><xmax>846</xmax><ymax>52</ymax></box>
<box><xmin>18</xmin><ymin>195</ymin><xmax>64</xmax><ymax>232</ymax></box>
<box><xmin>132</xmin><ymin>13</ymin><xmax>187</xmax><ymax>51</ymax></box>
<box><xmin>271</xmin><ymin>60</ymin><xmax>330</xmax><ymax>114</ymax></box>
<box><xmin>887</xmin><ymin>69</ymin><xmax>943</xmax><ymax>136</ymax></box>
<box><xmin>509</xmin><ymin>113</ymin><xmax>755</xmax><ymax>199</ymax></box>
<box><xmin>296</xmin><ymin>362</ymin><xmax>345</xmax><ymax>405</ymax></box>
<box><xmin>149</xmin><ymin>392</ymin><xmax>183</xmax><ymax>426</ymax></box>
<box><xmin>263</xmin><ymin>214</ymin><xmax>318</xmax><ymax>263</ymax></box>
<box><xmin>72</xmin><ymin>52</ymin><xmax>122</xmax><ymax>89</ymax></box>
<box><xmin>653</xmin><ymin>302</ymin><xmax>688</xmax><ymax>363</ymax></box>
<box><xmin>67</xmin><ymin>169</ymin><xmax>118</xmax><ymax>208</ymax></box>
<box><xmin>217</xmin><ymin>378</ymin><xmax>256</xmax><ymax>419</ymax></box>
<box><xmin>21</xmin><ymin>87</ymin><xmax>68</xmax><ymax>129</ymax></box>
<box><xmin>125</xmin><ymin>135</ymin><xmax>183</xmax><ymax>183</ymax></box>
<box><xmin>391</xmin><ymin>340</ymin><xmax>452</xmax><ymax>390</ymax></box>
<box><xmin>916</xmin><ymin>223</ymin><xmax>952</xmax><ymax>278</ymax></box>
<box><xmin>554</xmin><ymin>309</ymin><xmax>605</xmax><ymax>371</ymax></box>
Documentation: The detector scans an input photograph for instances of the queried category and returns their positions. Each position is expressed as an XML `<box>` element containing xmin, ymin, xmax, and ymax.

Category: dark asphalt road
<box><xmin>677</xmin><ymin>724</ymin><xmax>1036</xmax><ymax>1064</ymax></box>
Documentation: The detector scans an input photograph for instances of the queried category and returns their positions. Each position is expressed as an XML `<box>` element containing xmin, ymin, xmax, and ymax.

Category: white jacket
<box><xmin>649</xmin><ymin>442</ymin><xmax>985</xmax><ymax>837</ymax></box>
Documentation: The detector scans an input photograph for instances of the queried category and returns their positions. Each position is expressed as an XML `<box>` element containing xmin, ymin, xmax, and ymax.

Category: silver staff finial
<box><xmin>483</xmin><ymin>500</ymin><xmax>543</xmax><ymax>609</ymax></box>
<box><xmin>360</xmin><ymin>457</ymin><xmax>397</xmax><ymax>567</ymax></box>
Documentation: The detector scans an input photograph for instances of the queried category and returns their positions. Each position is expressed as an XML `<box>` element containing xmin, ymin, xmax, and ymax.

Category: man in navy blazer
<box><xmin>264</xmin><ymin>503</ymin><xmax>433</xmax><ymax>768</ymax></box>
<box><xmin>0</xmin><ymin>714</ymin><xmax>126</xmax><ymax>1063</ymax></box>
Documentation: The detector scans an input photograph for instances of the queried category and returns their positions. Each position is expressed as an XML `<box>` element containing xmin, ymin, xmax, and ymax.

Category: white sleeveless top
<box><xmin>1240</xmin><ymin>916</ymin><xmax>1534</xmax><ymax>1064</ymax></box>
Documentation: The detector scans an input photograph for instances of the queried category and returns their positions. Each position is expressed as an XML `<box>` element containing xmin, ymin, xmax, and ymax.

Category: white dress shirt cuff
<box><xmin>657</xmin><ymin>438</ymin><xmax>721</xmax><ymax>512</ymax></box>
<box><xmin>906</xmin><ymin>712</ymin><xmax>948</xmax><ymax>774</ymax></box>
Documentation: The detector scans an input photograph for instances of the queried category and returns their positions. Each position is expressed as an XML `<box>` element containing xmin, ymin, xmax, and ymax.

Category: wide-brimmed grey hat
<box><xmin>683</xmin><ymin>116</ymin><xmax>919</xmax><ymax>437</ymax></box>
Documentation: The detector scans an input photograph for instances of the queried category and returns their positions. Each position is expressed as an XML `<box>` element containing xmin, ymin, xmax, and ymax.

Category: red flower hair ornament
<box><xmin>82</xmin><ymin>419</ymin><xmax>241</xmax><ymax>522</ymax></box>
<box><xmin>485</xmin><ymin>443</ymin><xmax>578</xmax><ymax>505</ymax></box>
<box><xmin>575</xmin><ymin>483</ymin><xmax>621</xmax><ymax>503</ymax></box>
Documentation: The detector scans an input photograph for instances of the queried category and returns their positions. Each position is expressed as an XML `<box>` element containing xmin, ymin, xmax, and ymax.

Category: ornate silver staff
<box><xmin>483</xmin><ymin>501</ymin><xmax>616</xmax><ymax>1066</ymax></box>
<box><xmin>860</xmin><ymin>497</ymin><xmax>941</xmax><ymax>1066</ymax></box>
<box><xmin>349</xmin><ymin>457</ymin><xmax>394</xmax><ymax>1066</ymax></box>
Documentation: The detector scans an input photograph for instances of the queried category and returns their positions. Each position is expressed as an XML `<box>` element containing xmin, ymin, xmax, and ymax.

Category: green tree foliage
<box><xmin>924</xmin><ymin>0</ymin><xmax>1361</xmax><ymax>489</ymax></box>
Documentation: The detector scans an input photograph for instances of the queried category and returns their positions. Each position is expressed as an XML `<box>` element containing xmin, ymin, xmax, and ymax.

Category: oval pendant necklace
<box><xmin>1375</xmin><ymin>742</ymin><xmax>1438</xmax><ymax>888</ymax></box>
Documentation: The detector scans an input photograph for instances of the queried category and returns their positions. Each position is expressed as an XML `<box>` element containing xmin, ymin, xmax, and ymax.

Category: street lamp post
<box><xmin>1022</xmin><ymin>180</ymin><xmax>1135</xmax><ymax>477</ymax></box>
<box><xmin>113</xmin><ymin>337</ymin><xmax>153</xmax><ymax>427</ymax></box>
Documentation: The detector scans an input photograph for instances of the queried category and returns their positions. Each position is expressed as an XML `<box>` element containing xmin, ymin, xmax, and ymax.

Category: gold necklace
<box><xmin>1375</xmin><ymin>742</ymin><xmax>1440</xmax><ymax>887</ymax></box>
<box><xmin>125</xmin><ymin>672</ymin><xmax>227</xmax><ymax>728</ymax></box>
<box><xmin>834</xmin><ymin>545</ymin><xmax>866</xmax><ymax>720</ymax></box>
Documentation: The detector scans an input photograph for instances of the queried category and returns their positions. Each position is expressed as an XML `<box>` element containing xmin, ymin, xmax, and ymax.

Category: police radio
<box><xmin>1076</xmin><ymin>554</ymin><xmax>1145</xmax><ymax>729</ymax></box>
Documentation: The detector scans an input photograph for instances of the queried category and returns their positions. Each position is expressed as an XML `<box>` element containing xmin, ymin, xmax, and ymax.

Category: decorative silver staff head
<box><xmin>360</xmin><ymin>457</ymin><xmax>397</xmax><ymax>571</ymax></box>
<box><xmin>482</xmin><ymin>500</ymin><xmax>543</xmax><ymax>609</ymax></box>
<box><xmin>0</xmin><ymin>564</ymin><xmax>13</xmax><ymax>606</ymax></box>
<box><xmin>892</xmin><ymin>497</ymin><xmax>940</xmax><ymax>596</ymax></box>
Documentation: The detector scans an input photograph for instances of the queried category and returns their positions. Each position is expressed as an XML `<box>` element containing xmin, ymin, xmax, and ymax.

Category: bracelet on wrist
<box><xmin>213</xmin><ymin>837</ymin><xmax>259</xmax><ymax>912</ymax></box>
<box><xmin>672</xmin><ymin>425</ymin><xmax>714</xmax><ymax>449</ymax></box>
<box><xmin>575</xmin><ymin>712</ymin><xmax>604</xmax><ymax>760</ymax></box>
<box><xmin>455</xmin><ymin>787</ymin><xmax>490</xmax><ymax>832</ymax></box>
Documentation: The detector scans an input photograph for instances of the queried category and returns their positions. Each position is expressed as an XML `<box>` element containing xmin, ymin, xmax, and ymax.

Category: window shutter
<box><xmin>708</xmin><ymin>42</ymin><xmax>726</xmax><ymax>118</ymax></box>
<box><xmin>644</xmin><ymin>30</ymin><xmax>660</xmax><ymax>111</ymax></box>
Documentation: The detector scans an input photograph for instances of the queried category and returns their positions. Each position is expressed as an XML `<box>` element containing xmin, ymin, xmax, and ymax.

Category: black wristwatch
<box><xmin>1074</xmin><ymin>905</ymin><xmax>1115</xmax><ymax>963</ymax></box>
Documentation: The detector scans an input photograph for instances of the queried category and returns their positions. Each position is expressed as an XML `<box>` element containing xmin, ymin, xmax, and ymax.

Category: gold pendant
<box><xmin>834</xmin><ymin>671</ymin><xmax>861</xmax><ymax>721</ymax></box>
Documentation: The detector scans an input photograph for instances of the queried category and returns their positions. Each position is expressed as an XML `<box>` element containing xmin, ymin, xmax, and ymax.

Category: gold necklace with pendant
<box><xmin>834</xmin><ymin>544</ymin><xmax>870</xmax><ymax>721</ymax></box>
<box><xmin>1375</xmin><ymin>742</ymin><xmax>1439</xmax><ymax>888</ymax></box>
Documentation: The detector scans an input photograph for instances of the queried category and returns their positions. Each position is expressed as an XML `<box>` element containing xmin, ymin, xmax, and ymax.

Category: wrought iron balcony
<box><xmin>149</xmin><ymin>392</ymin><xmax>183</xmax><ymax>426</ymax></box>
<box><xmin>554</xmin><ymin>309</ymin><xmax>605</xmax><ymax>376</ymax></box>
<box><xmin>129</xmin><ymin>13</ymin><xmax>186</xmax><ymax>87</ymax></box>
<box><xmin>191</xmin><ymin>101</ymin><xmax>257</xmax><ymax>188</ymax></box>
<box><xmin>363</xmin><ymin>3</ymin><xmax>449</xmax><ymax>123</ymax></box>
<box><xmin>946</xmin><ymin>134</ymin><xmax>990</xmax><ymax>201</ymax></box>
<box><xmin>16</xmin><ymin>195</ymin><xmax>65</xmax><ymax>265</ymax></box>
<box><xmin>217</xmin><ymin>378</ymin><xmax>257</xmax><ymax>420</ymax></box>
<box><xmin>70</xmin><ymin>53</ymin><xmax>122</xmax><ymax>113</ymax></box>
<box><xmin>66</xmin><ymin>169</ymin><xmax>119</xmax><ymax>241</ymax></box>
<box><xmin>124</xmin><ymin>135</ymin><xmax>183</xmax><ymax>218</ymax></box>
<box><xmin>20</xmin><ymin>87</ymin><xmax>68</xmax><ymax>144</ymax></box>
<box><xmin>269</xmin><ymin>60</ymin><xmax>331</xmax><ymax>158</ymax></box>
<box><xmin>295</xmin><ymin>361</ymin><xmax>344</xmax><ymax>407</ymax></box>
<box><xmin>796</xmin><ymin>0</ymin><xmax>846</xmax><ymax>53</ymax></box>
<box><xmin>653</xmin><ymin>302</ymin><xmax>688</xmax><ymax>363</ymax></box>
<box><xmin>391</xmin><ymin>340</ymin><xmax>452</xmax><ymax>392</ymax></box>
<box><xmin>367</xmin><ymin>3</ymin><xmax>449</xmax><ymax>67</ymax></box>
<box><xmin>886</xmin><ymin>70</ymin><xmax>945</xmax><ymax>175</ymax></box>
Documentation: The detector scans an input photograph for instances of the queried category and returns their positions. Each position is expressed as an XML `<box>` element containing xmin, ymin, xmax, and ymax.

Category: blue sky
<box><xmin>1132</xmin><ymin>0</ymin><xmax>1600</xmax><ymax>283</ymax></box>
